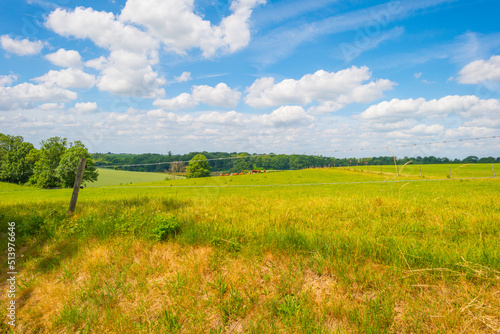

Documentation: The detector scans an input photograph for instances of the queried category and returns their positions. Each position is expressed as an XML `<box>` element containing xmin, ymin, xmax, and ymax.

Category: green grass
<box><xmin>0</xmin><ymin>164</ymin><xmax>499</xmax><ymax>333</ymax></box>
<box><xmin>85</xmin><ymin>168</ymin><xmax>181</xmax><ymax>187</ymax></box>
<box><xmin>354</xmin><ymin>163</ymin><xmax>499</xmax><ymax>179</ymax></box>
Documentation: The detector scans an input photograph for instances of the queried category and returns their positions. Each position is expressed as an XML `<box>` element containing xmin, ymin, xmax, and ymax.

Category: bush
<box><xmin>151</xmin><ymin>216</ymin><xmax>180</xmax><ymax>241</ymax></box>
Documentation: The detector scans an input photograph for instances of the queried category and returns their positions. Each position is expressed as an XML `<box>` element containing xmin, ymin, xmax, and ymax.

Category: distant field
<box><xmin>86</xmin><ymin>168</ymin><xmax>181</xmax><ymax>187</ymax></box>
<box><xmin>0</xmin><ymin>165</ymin><xmax>499</xmax><ymax>333</ymax></box>
<box><xmin>346</xmin><ymin>162</ymin><xmax>499</xmax><ymax>179</ymax></box>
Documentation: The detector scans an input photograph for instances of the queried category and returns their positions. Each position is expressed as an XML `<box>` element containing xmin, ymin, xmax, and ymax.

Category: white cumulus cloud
<box><xmin>39</xmin><ymin>102</ymin><xmax>65</xmax><ymax>110</ymax></box>
<box><xmin>458</xmin><ymin>55</ymin><xmax>500</xmax><ymax>84</ymax></box>
<box><xmin>71</xmin><ymin>102</ymin><xmax>99</xmax><ymax>113</ymax></box>
<box><xmin>33</xmin><ymin>68</ymin><xmax>96</xmax><ymax>89</ymax></box>
<box><xmin>46</xmin><ymin>7</ymin><xmax>158</xmax><ymax>52</ymax></box>
<box><xmin>0</xmin><ymin>83</ymin><xmax>77</xmax><ymax>110</ymax></box>
<box><xmin>175</xmin><ymin>72</ymin><xmax>191</xmax><ymax>82</ymax></box>
<box><xmin>245</xmin><ymin>66</ymin><xmax>395</xmax><ymax>114</ymax></box>
<box><xmin>197</xmin><ymin>111</ymin><xmax>248</xmax><ymax>125</ymax></box>
<box><xmin>85</xmin><ymin>56</ymin><xmax>108</xmax><ymax>70</ymax></box>
<box><xmin>153</xmin><ymin>93</ymin><xmax>198</xmax><ymax>110</ymax></box>
<box><xmin>360</xmin><ymin>95</ymin><xmax>500</xmax><ymax>122</ymax></box>
<box><xmin>258</xmin><ymin>105</ymin><xmax>315</xmax><ymax>127</ymax></box>
<box><xmin>153</xmin><ymin>83</ymin><xmax>241</xmax><ymax>109</ymax></box>
<box><xmin>0</xmin><ymin>74</ymin><xmax>17</xmax><ymax>86</ymax></box>
<box><xmin>45</xmin><ymin>49</ymin><xmax>82</xmax><ymax>68</ymax></box>
<box><xmin>119</xmin><ymin>0</ymin><xmax>266</xmax><ymax>57</ymax></box>
<box><xmin>46</xmin><ymin>7</ymin><xmax>165</xmax><ymax>97</ymax></box>
<box><xmin>0</xmin><ymin>35</ymin><xmax>44</xmax><ymax>56</ymax></box>
<box><xmin>192</xmin><ymin>83</ymin><xmax>241</xmax><ymax>108</ymax></box>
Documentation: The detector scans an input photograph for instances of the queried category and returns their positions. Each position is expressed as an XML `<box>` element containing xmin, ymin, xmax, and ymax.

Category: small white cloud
<box><xmin>71</xmin><ymin>102</ymin><xmax>99</xmax><ymax>113</ymax></box>
<box><xmin>175</xmin><ymin>71</ymin><xmax>191</xmax><ymax>82</ymax></box>
<box><xmin>258</xmin><ymin>105</ymin><xmax>315</xmax><ymax>127</ymax></box>
<box><xmin>197</xmin><ymin>111</ymin><xmax>248</xmax><ymax>125</ymax></box>
<box><xmin>45</xmin><ymin>49</ymin><xmax>82</xmax><ymax>68</ymax></box>
<box><xmin>153</xmin><ymin>93</ymin><xmax>198</xmax><ymax>110</ymax></box>
<box><xmin>458</xmin><ymin>55</ymin><xmax>500</xmax><ymax>84</ymax></box>
<box><xmin>0</xmin><ymin>35</ymin><xmax>44</xmax><ymax>56</ymax></box>
<box><xmin>85</xmin><ymin>56</ymin><xmax>108</xmax><ymax>70</ymax></box>
<box><xmin>405</xmin><ymin>124</ymin><xmax>444</xmax><ymax>135</ymax></box>
<box><xmin>192</xmin><ymin>83</ymin><xmax>241</xmax><ymax>108</ymax></box>
<box><xmin>421</xmin><ymin>79</ymin><xmax>436</xmax><ymax>85</ymax></box>
<box><xmin>153</xmin><ymin>83</ymin><xmax>241</xmax><ymax>110</ymax></box>
<box><xmin>414</xmin><ymin>72</ymin><xmax>422</xmax><ymax>79</ymax></box>
<box><xmin>0</xmin><ymin>74</ymin><xmax>17</xmax><ymax>86</ymax></box>
<box><xmin>39</xmin><ymin>102</ymin><xmax>65</xmax><ymax>110</ymax></box>
<box><xmin>33</xmin><ymin>68</ymin><xmax>96</xmax><ymax>89</ymax></box>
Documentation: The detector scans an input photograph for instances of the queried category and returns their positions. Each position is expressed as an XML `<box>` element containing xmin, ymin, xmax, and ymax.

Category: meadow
<box><xmin>86</xmin><ymin>168</ymin><xmax>181</xmax><ymax>188</ymax></box>
<box><xmin>0</xmin><ymin>164</ymin><xmax>499</xmax><ymax>333</ymax></box>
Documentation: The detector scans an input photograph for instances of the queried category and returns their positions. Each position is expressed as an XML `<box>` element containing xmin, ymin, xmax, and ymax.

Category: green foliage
<box><xmin>31</xmin><ymin>137</ymin><xmax>68</xmax><ymax>188</ymax></box>
<box><xmin>186</xmin><ymin>154</ymin><xmax>210</xmax><ymax>178</ymax></box>
<box><xmin>56</xmin><ymin>141</ymin><xmax>99</xmax><ymax>188</ymax></box>
<box><xmin>21</xmin><ymin>136</ymin><xmax>99</xmax><ymax>188</ymax></box>
<box><xmin>151</xmin><ymin>216</ymin><xmax>180</xmax><ymax>241</ymax></box>
<box><xmin>0</xmin><ymin>133</ymin><xmax>37</xmax><ymax>183</ymax></box>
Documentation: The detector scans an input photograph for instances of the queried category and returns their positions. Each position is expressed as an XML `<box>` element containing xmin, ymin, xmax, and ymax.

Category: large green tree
<box><xmin>0</xmin><ymin>134</ymin><xmax>37</xmax><ymax>183</ymax></box>
<box><xmin>31</xmin><ymin>137</ymin><xmax>67</xmax><ymax>188</ymax></box>
<box><xmin>56</xmin><ymin>141</ymin><xmax>99</xmax><ymax>187</ymax></box>
<box><xmin>186</xmin><ymin>154</ymin><xmax>210</xmax><ymax>178</ymax></box>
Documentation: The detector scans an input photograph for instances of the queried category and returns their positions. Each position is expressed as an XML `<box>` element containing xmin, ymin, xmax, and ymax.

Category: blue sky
<box><xmin>1</xmin><ymin>0</ymin><xmax>499</xmax><ymax>158</ymax></box>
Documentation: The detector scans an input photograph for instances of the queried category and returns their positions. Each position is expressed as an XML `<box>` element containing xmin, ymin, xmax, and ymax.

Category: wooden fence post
<box><xmin>68</xmin><ymin>158</ymin><xmax>86</xmax><ymax>216</ymax></box>
<box><xmin>449</xmin><ymin>165</ymin><xmax>452</xmax><ymax>178</ymax></box>
<box><xmin>493</xmin><ymin>164</ymin><xmax>496</xmax><ymax>178</ymax></box>
<box><xmin>419</xmin><ymin>166</ymin><xmax>422</xmax><ymax>177</ymax></box>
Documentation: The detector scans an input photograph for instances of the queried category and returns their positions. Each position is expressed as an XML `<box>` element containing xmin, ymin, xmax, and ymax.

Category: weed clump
<box><xmin>151</xmin><ymin>216</ymin><xmax>180</xmax><ymax>241</ymax></box>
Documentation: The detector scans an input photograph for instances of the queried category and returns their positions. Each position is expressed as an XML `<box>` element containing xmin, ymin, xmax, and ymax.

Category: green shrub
<box><xmin>151</xmin><ymin>216</ymin><xmax>180</xmax><ymax>241</ymax></box>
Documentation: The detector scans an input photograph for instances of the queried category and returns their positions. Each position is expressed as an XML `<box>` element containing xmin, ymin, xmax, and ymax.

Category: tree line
<box><xmin>0</xmin><ymin>133</ymin><xmax>98</xmax><ymax>188</ymax></box>
<box><xmin>92</xmin><ymin>151</ymin><xmax>500</xmax><ymax>174</ymax></box>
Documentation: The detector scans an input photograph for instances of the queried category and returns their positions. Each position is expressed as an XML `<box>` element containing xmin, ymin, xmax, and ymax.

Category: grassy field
<box><xmin>86</xmin><ymin>168</ymin><xmax>183</xmax><ymax>187</ymax></box>
<box><xmin>0</xmin><ymin>164</ymin><xmax>499</xmax><ymax>333</ymax></box>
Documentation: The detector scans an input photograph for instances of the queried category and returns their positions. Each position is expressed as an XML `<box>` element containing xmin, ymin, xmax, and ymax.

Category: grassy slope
<box><xmin>86</xmin><ymin>168</ymin><xmax>178</xmax><ymax>187</ymax></box>
<box><xmin>0</xmin><ymin>165</ymin><xmax>499</xmax><ymax>333</ymax></box>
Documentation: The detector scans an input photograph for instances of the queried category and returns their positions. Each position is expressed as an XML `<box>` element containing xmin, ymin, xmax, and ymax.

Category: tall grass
<box><xmin>1</xmin><ymin>167</ymin><xmax>499</xmax><ymax>333</ymax></box>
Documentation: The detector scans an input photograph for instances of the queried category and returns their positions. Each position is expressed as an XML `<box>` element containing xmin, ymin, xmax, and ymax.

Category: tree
<box><xmin>464</xmin><ymin>156</ymin><xmax>479</xmax><ymax>163</ymax></box>
<box><xmin>56</xmin><ymin>141</ymin><xmax>98</xmax><ymax>188</ymax></box>
<box><xmin>186</xmin><ymin>154</ymin><xmax>210</xmax><ymax>178</ymax></box>
<box><xmin>0</xmin><ymin>134</ymin><xmax>37</xmax><ymax>183</ymax></box>
<box><xmin>169</xmin><ymin>161</ymin><xmax>185</xmax><ymax>174</ymax></box>
<box><xmin>31</xmin><ymin>137</ymin><xmax>67</xmax><ymax>188</ymax></box>
<box><xmin>289</xmin><ymin>156</ymin><xmax>302</xmax><ymax>170</ymax></box>
<box><xmin>231</xmin><ymin>153</ymin><xmax>250</xmax><ymax>173</ymax></box>
<box><xmin>169</xmin><ymin>161</ymin><xmax>186</xmax><ymax>179</ymax></box>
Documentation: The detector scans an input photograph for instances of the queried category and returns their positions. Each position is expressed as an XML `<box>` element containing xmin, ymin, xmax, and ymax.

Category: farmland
<box><xmin>1</xmin><ymin>164</ymin><xmax>499</xmax><ymax>333</ymax></box>
<box><xmin>87</xmin><ymin>168</ymin><xmax>181</xmax><ymax>188</ymax></box>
